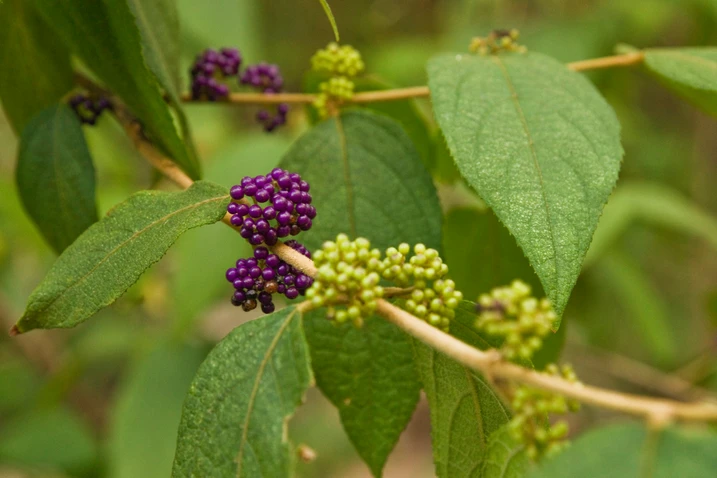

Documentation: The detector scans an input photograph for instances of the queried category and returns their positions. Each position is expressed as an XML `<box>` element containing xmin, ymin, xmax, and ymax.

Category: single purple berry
<box><xmin>248</xmin><ymin>205</ymin><xmax>262</xmax><ymax>218</ymax></box>
<box><xmin>271</xmin><ymin>168</ymin><xmax>285</xmax><ymax>179</ymax></box>
<box><xmin>295</xmin><ymin>274</ymin><xmax>310</xmax><ymax>289</ymax></box>
<box><xmin>243</xmin><ymin>218</ymin><xmax>255</xmax><ymax>229</ymax></box>
<box><xmin>277</xmin><ymin>225</ymin><xmax>290</xmax><ymax>237</ymax></box>
<box><xmin>246</xmin><ymin>258</ymin><xmax>257</xmax><ymax>267</ymax></box>
<box><xmin>249</xmin><ymin>266</ymin><xmax>261</xmax><ymax>279</ymax></box>
<box><xmin>254</xmin><ymin>247</ymin><xmax>269</xmax><ymax>260</ymax></box>
<box><xmin>283</xmin><ymin>274</ymin><xmax>295</xmax><ymax>285</ymax></box>
<box><xmin>227</xmin><ymin>203</ymin><xmax>240</xmax><ymax>214</ymax></box>
<box><xmin>277</xmin><ymin>284</ymin><xmax>286</xmax><ymax>294</ymax></box>
<box><xmin>242</xmin><ymin>277</ymin><xmax>255</xmax><ymax>289</ymax></box>
<box><xmin>233</xmin><ymin>279</ymin><xmax>244</xmax><ymax>289</ymax></box>
<box><xmin>234</xmin><ymin>291</ymin><xmax>246</xmax><ymax>303</ymax></box>
<box><xmin>289</xmin><ymin>189</ymin><xmax>302</xmax><ymax>203</ymax></box>
<box><xmin>261</xmin><ymin>302</ymin><xmax>275</xmax><ymax>314</ymax></box>
<box><xmin>277</xmin><ymin>264</ymin><xmax>289</xmax><ymax>276</ymax></box>
<box><xmin>277</xmin><ymin>211</ymin><xmax>291</xmax><ymax>226</ymax></box>
<box><xmin>244</xmin><ymin>183</ymin><xmax>258</xmax><ymax>196</ymax></box>
<box><xmin>236</xmin><ymin>267</ymin><xmax>248</xmax><ymax>278</ymax></box>
<box><xmin>240</xmin><ymin>226</ymin><xmax>253</xmax><ymax>238</ymax></box>
<box><xmin>277</xmin><ymin>175</ymin><xmax>292</xmax><ymax>189</ymax></box>
<box><xmin>299</xmin><ymin>180</ymin><xmax>310</xmax><ymax>192</ymax></box>
<box><xmin>290</xmin><ymin>225</ymin><xmax>301</xmax><ymax>236</ymax></box>
<box><xmin>258</xmin><ymin>291</ymin><xmax>273</xmax><ymax>305</ymax></box>
<box><xmin>255</xmin><ymin>189</ymin><xmax>270</xmax><ymax>203</ymax></box>
<box><xmin>230</xmin><ymin>214</ymin><xmax>243</xmax><ymax>226</ymax></box>
<box><xmin>262</xmin><ymin>268</ymin><xmax>276</xmax><ymax>281</ymax></box>
<box><xmin>263</xmin><ymin>206</ymin><xmax>277</xmax><ymax>219</ymax></box>
<box><xmin>241</xmin><ymin>176</ymin><xmax>254</xmax><ymax>186</ymax></box>
<box><xmin>285</xmin><ymin>287</ymin><xmax>299</xmax><ymax>300</ymax></box>
<box><xmin>230</xmin><ymin>185</ymin><xmax>244</xmax><ymax>199</ymax></box>
<box><xmin>226</xmin><ymin>268</ymin><xmax>238</xmax><ymax>282</ymax></box>
<box><xmin>264</xmin><ymin>230</ymin><xmax>278</xmax><ymax>245</ymax></box>
<box><xmin>236</xmin><ymin>204</ymin><xmax>249</xmax><ymax>216</ymax></box>
<box><xmin>297</xmin><ymin>216</ymin><xmax>312</xmax><ymax>230</ymax></box>
<box><xmin>250</xmin><ymin>234</ymin><xmax>264</xmax><ymax>245</ymax></box>
<box><xmin>266</xmin><ymin>255</ymin><xmax>280</xmax><ymax>268</ymax></box>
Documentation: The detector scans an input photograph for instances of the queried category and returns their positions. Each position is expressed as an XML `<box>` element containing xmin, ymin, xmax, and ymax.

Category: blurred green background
<box><xmin>1</xmin><ymin>0</ymin><xmax>717</xmax><ymax>476</ymax></box>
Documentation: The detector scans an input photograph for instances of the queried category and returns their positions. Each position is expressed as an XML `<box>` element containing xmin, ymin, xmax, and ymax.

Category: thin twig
<box><xmin>112</xmin><ymin>78</ymin><xmax>717</xmax><ymax>423</ymax></box>
<box><xmin>178</xmin><ymin>52</ymin><xmax>644</xmax><ymax>106</ymax></box>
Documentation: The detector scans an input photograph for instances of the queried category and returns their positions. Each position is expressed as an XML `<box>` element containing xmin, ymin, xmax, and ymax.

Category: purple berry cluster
<box><xmin>227</xmin><ymin>168</ymin><xmax>316</xmax><ymax>246</ymax></box>
<box><xmin>69</xmin><ymin>94</ymin><xmax>112</xmax><ymax>125</ymax></box>
<box><xmin>190</xmin><ymin>48</ymin><xmax>242</xmax><ymax>100</ymax></box>
<box><xmin>226</xmin><ymin>242</ymin><xmax>314</xmax><ymax>313</ymax></box>
<box><xmin>240</xmin><ymin>63</ymin><xmax>289</xmax><ymax>132</ymax></box>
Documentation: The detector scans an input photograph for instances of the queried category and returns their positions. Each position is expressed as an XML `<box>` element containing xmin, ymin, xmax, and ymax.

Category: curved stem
<box><xmin>179</xmin><ymin>52</ymin><xmax>644</xmax><ymax>106</ymax></box>
<box><xmin>116</xmin><ymin>89</ymin><xmax>717</xmax><ymax>424</ymax></box>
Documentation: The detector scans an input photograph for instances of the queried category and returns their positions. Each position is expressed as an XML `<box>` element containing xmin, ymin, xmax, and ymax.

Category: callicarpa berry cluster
<box><xmin>306</xmin><ymin>234</ymin><xmax>462</xmax><ymax>330</ymax></box>
<box><xmin>227</xmin><ymin>168</ymin><xmax>315</xmax><ymax>246</ymax></box>
<box><xmin>68</xmin><ymin>93</ymin><xmax>112</xmax><ymax>125</ymax></box>
<box><xmin>226</xmin><ymin>242</ymin><xmax>313</xmax><ymax>313</ymax></box>
<box><xmin>189</xmin><ymin>48</ymin><xmax>289</xmax><ymax>131</ymax></box>
<box><xmin>469</xmin><ymin>29</ymin><xmax>527</xmax><ymax>55</ymax></box>
<box><xmin>310</xmin><ymin>43</ymin><xmax>365</xmax><ymax>118</ymax></box>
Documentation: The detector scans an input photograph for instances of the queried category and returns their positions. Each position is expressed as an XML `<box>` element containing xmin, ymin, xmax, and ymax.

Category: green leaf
<box><xmin>530</xmin><ymin>424</ymin><xmax>717</xmax><ymax>478</ymax></box>
<box><xmin>318</xmin><ymin>0</ymin><xmax>340</xmax><ymax>41</ymax></box>
<box><xmin>126</xmin><ymin>0</ymin><xmax>182</xmax><ymax>97</ymax></box>
<box><xmin>480</xmin><ymin>425</ymin><xmax>530</xmax><ymax>478</ymax></box>
<box><xmin>14</xmin><ymin>181</ymin><xmax>228</xmax><ymax>333</ymax></box>
<box><xmin>32</xmin><ymin>0</ymin><xmax>201</xmax><ymax>178</ymax></box>
<box><xmin>644</xmin><ymin>47</ymin><xmax>717</xmax><ymax>117</ymax></box>
<box><xmin>109</xmin><ymin>342</ymin><xmax>205</xmax><ymax>478</ymax></box>
<box><xmin>0</xmin><ymin>407</ymin><xmax>97</xmax><ymax>474</ymax></box>
<box><xmin>0</xmin><ymin>0</ymin><xmax>74</xmax><ymax>134</ymax></box>
<box><xmin>280</xmin><ymin>110</ymin><xmax>440</xmax><ymax>475</ymax></box>
<box><xmin>302</xmin><ymin>311</ymin><xmax>421</xmax><ymax>476</ymax></box>
<box><xmin>585</xmin><ymin>182</ymin><xmax>717</xmax><ymax>268</ymax></box>
<box><xmin>172</xmin><ymin>307</ymin><xmax>312</xmax><ymax>477</ymax></box>
<box><xmin>412</xmin><ymin>302</ymin><xmax>512</xmax><ymax>478</ymax></box>
<box><xmin>428</xmin><ymin>52</ymin><xmax>623</xmax><ymax>319</ymax></box>
<box><xmin>16</xmin><ymin>105</ymin><xmax>98</xmax><ymax>253</ymax></box>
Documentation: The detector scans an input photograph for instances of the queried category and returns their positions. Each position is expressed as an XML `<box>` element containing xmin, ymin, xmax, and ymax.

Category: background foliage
<box><xmin>0</xmin><ymin>0</ymin><xmax>716</xmax><ymax>477</ymax></box>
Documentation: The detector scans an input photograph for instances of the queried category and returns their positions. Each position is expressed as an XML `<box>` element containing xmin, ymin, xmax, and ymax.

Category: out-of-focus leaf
<box><xmin>530</xmin><ymin>424</ymin><xmax>717</xmax><ymax>478</ymax></box>
<box><xmin>428</xmin><ymin>52</ymin><xmax>623</xmax><ymax>320</ymax></box>
<box><xmin>32</xmin><ymin>0</ymin><xmax>201</xmax><ymax>178</ymax></box>
<box><xmin>0</xmin><ymin>408</ymin><xmax>97</xmax><ymax>475</ymax></box>
<box><xmin>0</xmin><ymin>0</ymin><xmax>73</xmax><ymax>133</ymax></box>
<box><xmin>644</xmin><ymin>47</ymin><xmax>717</xmax><ymax>117</ymax></box>
<box><xmin>16</xmin><ymin>105</ymin><xmax>98</xmax><ymax>253</ymax></box>
<box><xmin>109</xmin><ymin>342</ymin><xmax>205</xmax><ymax>478</ymax></box>
<box><xmin>0</xmin><ymin>360</ymin><xmax>41</xmax><ymax>415</ymax></box>
<box><xmin>172</xmin><ymin>307</ymin><xmax>312</xmax><ymax>477</ymax></box>
<box><xmin>586</xmin><ymin>182</ymin><xmax>717</xmax><ymax>267</ymax></box>
<box><xmin>15</xmin><ymin>181</ymin><xmax>228</xmax><ymax>333</ymax></box>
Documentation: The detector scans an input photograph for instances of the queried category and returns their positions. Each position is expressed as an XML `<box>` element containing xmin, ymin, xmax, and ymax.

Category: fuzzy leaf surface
<box><xmin>480</xmin><ymin>424</ymin><xmax>530</xmax><ymax>478</ymax></box>
<box><xmin>280</xmin><ymin>110</ymin><xmax>440</xmax><ymax>476</ymax></box>
<box><xmin>172</xmin><ymin>307</ymin><xmax>312</xmax><ymax>477</ymax></box>
<box><xmin>644</xmin><ymin>47</ymin><xmax>717</xmax><ymax>117</ymax></box>
<box><xmin>428</xmin><ymin>52</ymin><xmax>623</xmax><ymax>319</ymax></box>
<box><xmin>15</xmin><ymin>181</ymin><xmax>228</xmax><ymax>333</ymax></box>
<box><xmin>0</xmin><ymin>0</ymin><xmax>74</xmax><ymax>133</ymax></box>
<box><xmin>412</xmin><ymin>303</ymin><xmax>512</xmax><ymax>477</ymax></box>
<box><xmin>16</xmin><ymin>105</ymin><xmax>98</xmax><ymax>253</ymax></box>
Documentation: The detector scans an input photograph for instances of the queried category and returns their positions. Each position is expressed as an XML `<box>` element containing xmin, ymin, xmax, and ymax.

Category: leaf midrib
<box><xmin>491</xmin><ymin>55</ymin><xmax>559</xmax><ymax>294</ymax></box>
<box><xmin>25</xmin><ymin>193</ymin><xmax>227</xmax><ymax>322</ymax></box>
<box><xmin>235</xmin><ymin>308</ymin><xmax>299</xmax><ymax>476</ymax></box>
<box><xmin>335</xmin><ymin>115</ymin><xmax>358</xmax><ymax>237</ymax></box>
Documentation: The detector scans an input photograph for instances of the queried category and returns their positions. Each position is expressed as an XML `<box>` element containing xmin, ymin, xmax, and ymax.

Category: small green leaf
<box><xmin>0</xmin><ymin>407</ymin><xmax>98</xmax><ymax>475</ymax></box>
<box><xmin>16</xmin><ymin>105</ymin><xmax>98</xmax><ymax>253</ymax></box>
<box><xmin>172</xmin><ymin>307</ymin><xmax>312</xmax><ymax>477</ymax></box>
<box><xmin>644</xmin><ymin>47</ymin><xmax>717</xmax><ymax>117</ymax></box>
<box><xmin>318</xmin><ymin>0</ymin><xmax>340</xmax><ymax>41</ymax></box>
<box><xmin>109</xmin><ymin>342</ymin><xmax>205</xmax><ymax>478</ymax></box>
<box><xmin>428</xmin><ymin>52</ymin><xmax>623</xmax><ymax>319</ymax></box>
<box><xmin>303</xmin><ymin>311</ymin><xmax>421</xmax><ymax>476</ymax></box>
<box><xmin>280</xmin><ymin>110</ymin><xmax>440</xmax><ymax>476</ymax></box>
<box><xmin>0</xmin><ymin>0</ymin><xmax>74</xmax><ymax>133</ymax></box>
<box><xmin>480</xmin><ymin>424</ymin><xmax>530</xmax><ymax>478</ymax></box>
<box><xmin>15</xmin><ymin>181</ymin><xmax>228</xmax><ymax>333</ymax></box>
<box><xmin>529</xmin><ymin>424</ymin><xmax>717</xmax><ymax>478</ymax></box>
<box><xmin>31</xmin><ymin>0</ymin><xmax>201</xmax><ymax>178</ymax></box>
<box><xmin>412</xmin><ymin>302</ymin><xmax>512</xmax><ymax>478</ymax></box>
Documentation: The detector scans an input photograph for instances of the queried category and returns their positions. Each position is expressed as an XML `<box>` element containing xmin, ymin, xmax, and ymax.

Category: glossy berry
<box><xmin>226</xmin><ymin>169</ymin><xmax>315</xmax><ymax>246</ymax></box>
<box><xmin>226</xmin><ymin>242</ymin><xmax>313</xmax><ymax>313</ymax></box>
<box><xmin>69</xmin><ymin>94</ymin><xmax>112</xmax><ymax>125</ymax></box>
<box><xmin>190</xmin><ymin>48</ymin><xmax>242</xmax><ymax>100</ymax></box>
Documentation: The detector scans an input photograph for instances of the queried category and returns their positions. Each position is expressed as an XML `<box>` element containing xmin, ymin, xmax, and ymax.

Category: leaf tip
<box><xmin>9</xmin><ymin>324</ymin><xmax>21</xmax><ymax>337</ymax></box>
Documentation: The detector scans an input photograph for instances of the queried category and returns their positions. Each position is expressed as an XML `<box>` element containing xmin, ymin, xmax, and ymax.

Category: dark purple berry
<box><xmin>295</xmin><ymin>274</ymin><xmax>310</xmax><ymax>289</ymax></box>
<box><xmin>277</xmin><ymin>211</ymin><xmax>291</xmax><ymax>225</ymax></box>
<box><xmin>226</xmin><ymin>268</ymin><xmax>238</xmax><ymax>282</ymax></box>
<box><xmin>261</xmin><ymin>302</ymin><xmax>275</xmax><ymax>314</ymax></box>
<box><xmin>248</xmin><ymin>205</ymin><xmax>262</xmax><ymax>218</ymax></box>
<box><xmin>227</xmin><ymin>203</ymin><xmax>240</xmax><ymax>214</ymax></box>
<box><xmin>290</xmin><ymin>225</ymin><xmax>301</xmax><ymax>236</ymax></box>
<box><xmin>263</xmin><ymin>206</ymin><xmax>277</xmax><ymax>219</ymax></box>
<box><xmin>236</xmin><ymin>267</ymin><xmax>248</xmax><ymax>277</ymax></box>
<box><xmin>254</xmin><ymin>247</ymin><xmax>269</xmax><ymax>260</ymax></box>
<box><xmin>236</xmin><ymin>204</ymin><xmax>249</xmax><ymax>216</ymax></box>
<box><xmin>277</xmin><ymin>225</ymin><xmax>290</xmax><ymax>237</ymax></box>
<box><xmin>233</xmin><ymin>291</ymin><xmax>246</xmax><ymax>303</ymax></box>
<box><xmin>266</xmin><ymin>255</ymin><xmax>280</xmax><ymax>268</ymax></box>
<box><xmin>264</xmin><ymin>230</ymin><xmax>278</xmax><ymax>245</ymax></box>
<box><xmin>250</xmin><ymin>234</ymin><xmax>264</xmax><ymax>245</ymax></box>
<box><xmin>297</xmin><ymin>216</ymin><xmax>312</xmax><ymax>230</ymax></box>
<box><xmin>277</xmin><ymin>264</ymin><xmax>289</xmax><ymax>276</ymax></box>
<box><xmin>249</xmin><ymin>267</ymin><xmax>262</xmax><ymax>279</ymax></box>
<box><xmin>255</xmin><ymin>189</ymin><xmax>270</xmax><ymax>203</ymax></box>
<box><xmin>230</xmin><ymin>185</ymin><xmax>244</xmax><ymax>199</ymax></box>
<box><xmin>258</xmin><ymin>291</ymin><xmax>273</xmax><ymax>305</ymax></box>
<box><xmin>262</xmin><ymin>268</ymin><xmax>276</xmax><ymax>281</ymax></box>
<box><xmin>255</xmin><ymin>219</ymin><xmax>270</xmax><ymax>234</ymax></box>
<box><xmin>244</xmin><ymin>183</ymin><xmax>258</xmax><ymax>196</ymax></box>
<box><xmin>242</xmin><ymin>299</ymin><xmax>258</xmax><ymax>312</ymax></box>
<box><xmin>285</xmin><ymin>287</ymin><xmax>299</xmax><ymax>300</ymax></box>
<box><xmin>240</xmin><ymin>226</ymin><xmax>253</xmax><ymax>238</ymax></box>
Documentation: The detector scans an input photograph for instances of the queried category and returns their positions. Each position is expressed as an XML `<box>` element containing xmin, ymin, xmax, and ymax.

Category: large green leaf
<box><xmin>413</xmin><ymin>302</ymin><xmax>512</xmax><ymax>477</ymax></box>
<box><xmin>109</xmin><ymin>342</ymin><xmax>205</xmax><ymax>478</ymax></box>
<box><xmin>303</xmin><ymin>310</ymin><xmax>421</xmax><ymax>476</ymax></box>
<box><xmin>172</xmin><ymin>307</ymin><xmax>312</xmax><ymax>477</ymax></box>
<box><xmin>530</xmin><ymin>424</ymin><xmax>717</xmax><ymax>478</ymax></box>
<box><xmin>16</xmin><ymin>105</ymin><xmax>98</xmax><ymax>253</ymax></box>
<box><xmin>428</xmin><ymin>52</ymin><xmax>623</xmax><ymax>319</ymax></box>
<box><xmin>31</xmin><ymin>0</ymin><xmax>201</xmax><ymax>178</ymax></box>
<box><xmin>0</xmin><ymin>0</ymin><xmax>74</xmax><ymax>134</ymax></box>
<box><xmin>280</xmin><ymin>110</ymin><xmax>440</xmax><ymax>476</ymax></box>
<box><xmin>644</xmin><ymin>47</ymin><xmax>717</xmax><ymax>117</ymax></box>
<box><xmin>14</xmin><ymin>181</ymin><xmax>228</xmax><ymax>333</ymax></box>
<box><xmin>480</xmin><ymin>424</ymin><xmax>530</xmax><ymax>478</ymax></box>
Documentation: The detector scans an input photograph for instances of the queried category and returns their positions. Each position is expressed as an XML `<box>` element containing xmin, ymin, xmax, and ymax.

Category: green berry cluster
<box><xmin>305</xmin><ymin>234</ymin><xmax>384</xmax><ymax>327</ymax></box>
<box><xmin>469</xmin><ymin>29</ymin><xmax>527</xmax><ymax>55</ymax></box>
<box><xmin>313</xmin><ymin>77</ymin><xmax>355</xmax><ymax>118</ymax></box>
<box><xmin>311</xmin><ymin>43</ymin><xmax>365</xmax><ymax>76</ymax></box>
<box><xmin>381</xmin><ymin>243</ymin><xmax>461</xmax><ymax>332</ymax></box>
<box><xmin>508</xmin><ymin>364</ymin><xmax>580</xmax><ymax>461</ymax></box>
<box><xmin>310</xmin><ymin>43</ymin><xmax>365</xmax><ymax>118</ymax></box>
<box><xmin>475</xmin><ymin>280</ymin><xmax>556</xmax><ymax>360</ymax></box>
